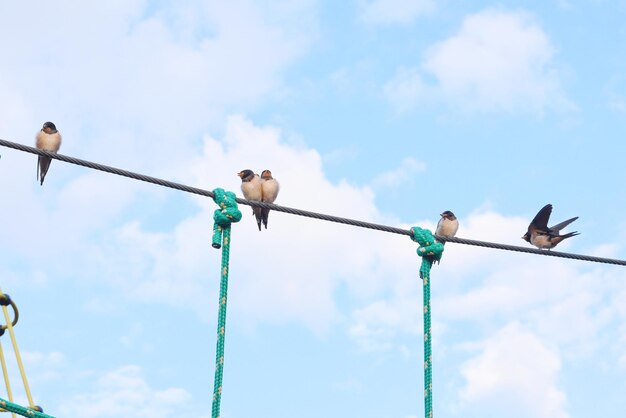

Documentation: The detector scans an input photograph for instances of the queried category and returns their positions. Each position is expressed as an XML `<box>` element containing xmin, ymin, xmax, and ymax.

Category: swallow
<box><xmin>522</xmin><ymin>204</ymin><xmax>579</xmax><ymax>249</ymax></box>
<box><xmin>237</xmin><ymin>169</ymin><xmax>263</xmax><ymax>230</ymax></box>
<box><xmin>35</xmin><ymin>121</ymin><xmax>62</xmax><ymax>185</ymax></box>
<box><xmin>435</xmin><ymin>210</ymin><xmax>459</xmax><ymax>241</ymax></box>
<box><xmin>260</xmin><ymin>169</ymin><xmax>279</xmax><ymax>229</ymax></box>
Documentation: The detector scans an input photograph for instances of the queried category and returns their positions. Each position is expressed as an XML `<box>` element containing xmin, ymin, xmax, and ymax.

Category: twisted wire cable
<box><xmin>1</xmin><ymin>138</ymin><xmax>625</xmax><ymax>266</ymax></box>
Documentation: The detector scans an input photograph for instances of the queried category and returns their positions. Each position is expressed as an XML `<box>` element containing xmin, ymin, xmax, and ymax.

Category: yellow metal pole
<box><xmin>0</xmin><ymin>341</ymin><xmax>17</xmax><ymax>418</ymax></box>
<box><xmin>0</xmin><ymin>289</ymin><xmax>34</xmax><ymax>408</ymax></box>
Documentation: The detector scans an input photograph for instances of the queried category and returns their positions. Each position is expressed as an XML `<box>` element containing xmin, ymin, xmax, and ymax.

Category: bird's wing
<box><xmin>549</xmin><ymin>216</ymin><xmax>578</xmax><ymax>233</ymax></box>
<box><xmin>530</xmin><ymin>204</ymin><xmax>552</xmax><ymax>230</ymax></box>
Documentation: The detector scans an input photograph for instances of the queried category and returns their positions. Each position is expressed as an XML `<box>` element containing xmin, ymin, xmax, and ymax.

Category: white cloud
<box><xmin>588</xmin><ymin>243</ymin><xmax>621</xmax><ymax>258</ymax></box>
<box><xmin>358</xmin><ymin>0</ymin><xmax>435</xmax><ymax>25</ymax></box>
<box><xmin>0</xmin><ymin>1</ymin><xmax>316</xmax><ymax>171</ymax></box>
<box><xmin>58</xmin><ymin>365</ymin><xmax>191</xmax><ymax>418</ymax></box>
<box><xmin>322</xmin><ymin>145</ymin><xmax>359</xmax><ymax>165</ymax></box>
<box><xmin>0</xmin><ymin>350</ymin><xmax>67</xmax><ymax>404</ymax></box>
<box><xmin>383</xmin><ymin>67</ymin><xmax>428</xmax><ymax>113</ymax></box>
<box><xmin>3</xmin><ymin>111</ymin><xmax>416</xmax><ymax>336</ymax></box>
<box><xmin>344</xmin><ymin>208</ymin><xmax>626</xmax><ymax>365</ymax></box>
<box><xmin>385</xmin><ymin>9</ymin><xmax>574</xmax><ymax>114</ymax></box>
<box><xmin>0</xmin><ymin>0</ymin><xmax>321</xmax><ymax>305</ymax></box>
<box><xmin>21</xmin><ymin>351</ymin><xmax>67</xmax><ymax>383</ymax></box>
<box><xmin>75</xmin><ymin>115</ymin><xmax>395</xmax><ymax>335</ymax></box>
<box><xmin>460</xmin><ymin>322</ymin><xmax>568</xmax><ymax>418</ymax></box>
<box><xmin>118</xmin><ymin>322</ymin><xmax>155</xmax><ymax>353</ymax></box>
<box><xmin>345</xmin><ymin>210</ymin><xmax>525</xmax><ymax>352</ymax></box>
<box><xmin>349</xmin><ymin>298</ymin><xmax>421</xmax><ymax>351</ymax></box>
<box><xmin>370</xmin><ymin>157</ymin><xmax>426</xmax><ymax>189</ymax></box>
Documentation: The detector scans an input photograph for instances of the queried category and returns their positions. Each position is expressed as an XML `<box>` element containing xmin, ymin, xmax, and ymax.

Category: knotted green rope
<box><xmin>0</xmin><ymin>398</ymin><xmax>53</xmax><ymax>418</ymax></box>
<box><xmin>210</xmin><ymin>188</ymin><xmax>241</xmax><ymax>418</ymax></box>
<box><xmin>410</xmin><ymin>227</ymin><xmax>444</xmax><ymax>418</ymax></box>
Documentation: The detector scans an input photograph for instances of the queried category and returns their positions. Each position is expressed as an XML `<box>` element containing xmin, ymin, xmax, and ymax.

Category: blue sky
<box><xmin>1</xmin><ymin>1</ymin><xmax>626</xmax><ymax>417</ymax></box>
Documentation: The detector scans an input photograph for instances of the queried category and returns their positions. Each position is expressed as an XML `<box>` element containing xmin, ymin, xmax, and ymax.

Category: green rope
<box><xmin>410</xmin><ymin>227</ymin><xmax>444</xmax><ymax>418</ymax></box>
<box><xmin>0</xmin><ymin>398</ymin><xmax>53</xmax><ymax>418</ymax></box>
<box><xmin>210</xmin><ymin>189</ymin><xmax>241</xmax><ymax>418</ymax></box>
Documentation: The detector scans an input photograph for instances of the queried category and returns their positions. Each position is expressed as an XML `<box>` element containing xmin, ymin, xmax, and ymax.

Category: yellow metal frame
<box><xmin>0</xmin><ymin>288</ymin><xmax>36</xmax><ymax>416</ymax></box>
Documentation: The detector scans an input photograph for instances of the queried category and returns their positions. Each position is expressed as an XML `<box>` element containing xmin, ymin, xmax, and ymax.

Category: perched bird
<box><xmin>35</xmin><ymin>121</ymin><xmax>62</xmax><ymax>185</ymax></box>
<box><xmin>260</xmin><ymin>169</ymin><xmax>279</xmax><ymax>229</ymax></box>
<box><xmin>522</xmin><ymin>204</ymin><xmax>579</xmax><ymax>249</ymax></box>
<box><xmin>237</xmin><ymin>169</ymin><xmax>263</xmax><ymax>231</ymax></box>
<box><xmin>435</xmin><ymin>210</ymin><xmax>459</xmax><ymax>241</ymax></box>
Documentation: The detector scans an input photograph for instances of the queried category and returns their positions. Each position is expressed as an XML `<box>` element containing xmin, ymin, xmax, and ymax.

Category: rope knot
<box><xmin>212</xmin><ymin>188</ymin><xmax>242</xmax><ymax>227</ymax></box>
<box><xmin>212</xmin><ymin>188</ymin><xmax>241</xmax><ymax>249</ymax></box>
<box><xmin>410</xmin><ymin>227</ymin><xmax>444</xmax><ymax>263</ymax></box>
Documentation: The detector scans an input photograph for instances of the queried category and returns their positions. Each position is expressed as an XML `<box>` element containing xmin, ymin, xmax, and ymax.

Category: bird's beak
<box><xmin>236</xmin><ymin>172</ymin><xmax>242</xmax><ymax>177</ymax></box>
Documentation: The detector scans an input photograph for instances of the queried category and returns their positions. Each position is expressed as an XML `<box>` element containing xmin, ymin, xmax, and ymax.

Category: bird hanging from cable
<box><xmin>35</xmin><ymin>121</ymin><xmax>62</xmax><ymax>185</ymax></box>
<box><xmin>260</xmin><ymin>169</ymin><xmax>279</xmax><ymax>229</ymax></box>
<box><xmin>435</xmin><ymin>210</ymin><xmax>459</xmax><ymax>242</ymax></box>
<box><xmin>522</xmin><ymin>203</ymin><xmax>579</xmax><ymax>250</ymax></box>
<box><xmin>237</xmin><ymin>169</ymin><xmax>263</xmax><ymax>231</ymax></box>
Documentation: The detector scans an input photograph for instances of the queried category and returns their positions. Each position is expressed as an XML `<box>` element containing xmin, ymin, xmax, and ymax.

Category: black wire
<box><xmin>437</xmin><ymin>236</ymin><xmax>626</xmax><ymax>266</ymax></box>
<box><xmin>1</xmin><ymin>138</ymin><xmax>625</xmax><ymax>267</ymax></box>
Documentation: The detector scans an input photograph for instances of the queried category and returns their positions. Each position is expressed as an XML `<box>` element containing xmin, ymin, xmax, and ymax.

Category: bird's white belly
<box><xmin>37</xmin><ymin>133</ymin><xmax>62</xmax><ymax>152</ymax></box>
<box><xmin>531</xmin><ymin>234</ymin><xmax>554</xmax><ymax>249</ymax></box>
<box><xmin>437</xmin><ymin>219</ymin><xmax>459</xmax><ymax>237</ymax></box>
<box><xmin>262</xmin><ymin>181</ymin><xmax>279</xmax><ymax>203</ymax></box>
<box><xmin>241</xmin><ymin>182</ymin><xmax>262</xmax><ymax>201</ymax></box>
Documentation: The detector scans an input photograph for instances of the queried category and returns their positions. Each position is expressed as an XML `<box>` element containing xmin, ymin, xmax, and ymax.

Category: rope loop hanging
<box><xmin>410</xmin><ymin>227</ymin><xmax>444</xmax><ymax>418</ymax></box>
<box><xmin>211</xmin><ymin>188</ymin><xmax>242</xmax><ymax>249</ymax></box>
<box><xmin>210</xmin><ymin>188</ymin><xmax>240</xmax><ymax>418</ymax></box>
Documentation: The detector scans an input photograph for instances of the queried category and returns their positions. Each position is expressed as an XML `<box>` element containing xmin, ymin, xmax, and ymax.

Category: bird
<box><xmin>237</xmin><ymin>169</ymin><xmax>263</xmax><ymax>230</ymax></box>
<box><xmin>522</xmin><ymin>204</ymin><xmax>579</xmax><ymax>250</ymax></box>
<box><xmin>435</xmin><ymin>210</ymin><xmax>459</xmax><ymax>241</ymax></box>
<box><xmin>260</xmin><ymin>169</ymin><xmax>279</xmax><ymax>229</ymax></box>
<box><xmin>35</xmin><ymin>121</ymin><xmax>62</xmax><ymax>185</ymax></box>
